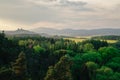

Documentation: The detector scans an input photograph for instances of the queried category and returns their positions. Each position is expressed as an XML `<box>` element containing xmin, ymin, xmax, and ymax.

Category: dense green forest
<box><xmin>0</xmin><ymin>31</ymin><xmax>120</xmax><ymax>80</ymax></box>
<box><xmin>92</xmin><ymin>35</ymin><xmax>120</xmax><ymax>40</ymax></box>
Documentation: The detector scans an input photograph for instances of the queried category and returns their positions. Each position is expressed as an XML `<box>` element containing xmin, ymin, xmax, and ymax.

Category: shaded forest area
<box><xmin>92</xmin><ymin>35</ymin><xmax>120</xmax><ymax>40</ymax></box>
<box><xmin>0</xmin><ymin>31</ymin><xmax>120</xmax><ymax>80</ymax></box>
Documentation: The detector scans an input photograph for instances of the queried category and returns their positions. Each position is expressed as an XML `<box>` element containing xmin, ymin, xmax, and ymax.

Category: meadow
<box><xmin>64</xmin><ymin>37</ymin><xmax>118</xmax><ymax>43</ymax></box>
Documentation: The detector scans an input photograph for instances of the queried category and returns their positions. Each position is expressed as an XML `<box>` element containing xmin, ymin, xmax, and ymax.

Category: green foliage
<box><xmin>19</xmin><ymin>40</ymin><xmax>27</xmax><ymax>46</ymax></box>
<box><xmin>106</xmin><ymin>57</ymin><xmax>120</xmax><ymax>72</ymax></box>
<box><xmin>92</xmin><ymin>35</ymin><xmax>120</xmax><ymax>40</ymax></box>
<box><xmin>12</xmin><ymin>52</ymin><xmax>27</xmax><ymax>80</ymax></box>
<box><xmin>113</xmin><ymin>40</ymin><xmax>120</xmax><ymax>50</ymax></box>
<box><xmin>99</xmin><ymin>46</ymin><xmax>120</xmax><ymax>65</ymax></box>
<box><xmin>44</xmin><ymin>56</ymin><xmax>73</xmax><ymax>80</ymax></box>
<box><xmin>33</xmin><ymin>45</ymin><xmax>45</xmax><ymax>54</ymax></box>
<box><xmin>44</xmin><ymin>66</ymin><xmax>55</xmax><ymax>80</ymax></box>
<box><xmin>81</xmin><ymin>52</ymin><xmax>102</xmax><ymax>63</ymax></box>
<box><xmin>1</xmin><ymin>33</ymin><xmax>120</xmax><ymax>80</ymax></box>
<box><xmin>54</xmin><ymin>49</ymin><xmax>76</xmax><ymax>57</ymax></box>
<box><xmin>83</xmin><ymin>43</ymin><xmax>94</xmax><ymax>52</ymax></box>
<box><xmin>99</xmin><ymin>47</ymin><xmax>119</xmax><ymax>57</ymax></box>
<box><xmin>86</xmin><ymin>61</ymin><xmax>98</xmax><ymax>71</ymax></box>
<box><xmin>82</xmin><ymin>39</ymin><xmax>108</xmax><ymax>50</ymax></box>
<box><xmin>0</xmin><ymin>32</ymin><xmax>20</xmax><ymax>65</ymax></box>
<box><xmin>95</xmin><ymin>66</ymin><xmax>117</xmax><ymax>80</ymax></box>
<box><xmin>0</xmin><ymin>67</ymin><xmax>12</xmax><ymax>80</ymax></box>
<box><xmin>96</xmin><ymin>66</ymin><xmax>113</xmax><ymax>74</ymax></box>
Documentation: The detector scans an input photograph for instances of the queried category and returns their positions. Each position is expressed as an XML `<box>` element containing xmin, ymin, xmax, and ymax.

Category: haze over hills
<box><xmin>0</xmin><ymin>28</ymin><xmax>49</xmax><ymax>37</ymax></box>
<box><xmin>0</xmin><ymin>28</ymin><xmax>120</xmax><ymax>37</ymax></box>
<box><xmin>5</xmin><ymin>28</ymin><xmax>36</xmax><ymax>35</ymax></box>
<box><xmin>31</xmin><ymin>27</ymin><xmax>120</xmax><ymax>36</ymax></box>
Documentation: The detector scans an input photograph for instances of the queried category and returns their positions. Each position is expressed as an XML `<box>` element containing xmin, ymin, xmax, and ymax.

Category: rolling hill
<box><xmin>1</xmin><ymin>28</ymin><xmax>120</xmax><ymax>37</ymax></box>
<box><xmin>32</xmin><ymin>27</ymin><xmax>120</xmax><ymax>37</ymax></box>
<box><xmin>0</xmin><ymin>28</ymin><xmax>50</xmax><ymax>37</ymax></box>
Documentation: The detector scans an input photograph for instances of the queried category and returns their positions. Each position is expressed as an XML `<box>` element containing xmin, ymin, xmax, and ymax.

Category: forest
<box><xmin>0</xmin><ymin>31</ymin><xmax>120</xmax><ymax>80</ymax></box>
<box><xmin>92</xmin><ymin>35</ymin><xmax>120</xmax><ymax>40</ymax></box>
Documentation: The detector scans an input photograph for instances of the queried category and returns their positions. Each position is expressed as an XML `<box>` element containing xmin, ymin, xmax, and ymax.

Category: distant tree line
<box><xmin>92</xmin><ymin>35</ymin><xmax>120</xmax><ymax>40</ymax></box>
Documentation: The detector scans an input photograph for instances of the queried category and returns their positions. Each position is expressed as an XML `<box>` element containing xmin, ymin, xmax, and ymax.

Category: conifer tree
<box><xmin>12</xmin><ymin>51</ymin><xmax>27</xmax><ymax>80</ymax></box>
<box><xmin>44</xmin><ymin>56</ymin><xmax>73</xmax><ymax>80</ymax></box>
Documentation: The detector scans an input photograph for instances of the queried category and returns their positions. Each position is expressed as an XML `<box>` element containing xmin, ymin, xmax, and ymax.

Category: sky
<box><xmin>0</xmin><ymin>0</ymin><xmax>120</xmax><ymax>30</ymax></box>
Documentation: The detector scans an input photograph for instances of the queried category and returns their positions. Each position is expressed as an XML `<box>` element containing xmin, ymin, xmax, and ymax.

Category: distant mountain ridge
<box><xmin>0</xmin><ymin>28</ymin><xmax>50</xmax><ymax>37</ymax></box>
<box><xmin>5</xmin><ymin>28</ymin><xmax>36</xmax><ymax>35</ymax></box>
<box><xmin>3</xmin><ymin>29</ymin><xmax>36</xmax><ymax>37</ymax></box>
<box><xmin>1</xmin><ymin>28</ymin><xmax>120</xmax><ymax>37</ymax></box>
<box><xmin>32</xmin><ymin>27</ymin><xmax>120</xmax><ymax>36</ymax></box>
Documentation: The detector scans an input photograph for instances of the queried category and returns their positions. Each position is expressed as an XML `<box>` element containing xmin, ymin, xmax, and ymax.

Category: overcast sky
<box><xmin>0</xmin><ymin>0</ymin><xmax>120</xmax><ymax>30</ymax></box>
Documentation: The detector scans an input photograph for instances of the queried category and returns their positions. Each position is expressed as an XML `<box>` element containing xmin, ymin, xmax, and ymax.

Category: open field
<box><xmin>64</xmin><ymin>37</ymin><xmax>118</xmax><ymax>43</ymax></box>
<box><xmin>64</xmin><ymin>38</ymin><xmax>87</xmax><ymax>43</ymax></box>
<box><xmin>103</xmin><ymin>40</ymin><xmax>117</xmax><ymax>43</ymax></box>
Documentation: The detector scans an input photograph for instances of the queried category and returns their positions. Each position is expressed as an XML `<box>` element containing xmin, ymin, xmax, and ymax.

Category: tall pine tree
<box><xmin>44</xmin><ymin>56</ymin><xmax>73</xmax><ymax>80</ymax></box>
<box><xmin>12</xmin><ymin>51</ymin><xmax>27</xmax><ymax>80</ymax></box>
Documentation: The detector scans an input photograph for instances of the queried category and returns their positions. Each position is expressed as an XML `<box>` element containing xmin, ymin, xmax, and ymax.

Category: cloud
<box><xmin>26</xmin><ymin>0</ymin><xmax>59</xmax><ymax>5</ymax></box>
<box><xmin>59</xmin><ymin>0</ymin><xmax>87</xmax><ymax>6</ymax></box>
<box><xmin>32</xmin><ymin>21</ymin><xmax>66</xmax><ymax>29</ymax></box>
<box><xmin>57</xmin><ymin>0</ymin><xmax>94</xmax><ymax>11</ymax></box>
<box><xmin>27</xmin><ymin>0</ymin><xmax>87</xmax><ymax>6</ymax></box>
<box><xmin>26</xmin><ymin>0</ymin><xmax>91</xmax><ymax>11</ymax></box>
<box><xmin>0</xmin><ymin>0</ymin><xmax>120</xmax><ymax>30</ymax></box>
<box><xmin>0</xmin><ymin>19</ymin><xmax>30</xmax><ymax>30</ymax></box>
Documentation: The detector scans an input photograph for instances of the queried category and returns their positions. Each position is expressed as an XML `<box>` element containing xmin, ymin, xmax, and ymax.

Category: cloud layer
<box><xmin>0</xmin><ymin>0</ymin><xmax>120</xmax><ymax>30</ymax></box>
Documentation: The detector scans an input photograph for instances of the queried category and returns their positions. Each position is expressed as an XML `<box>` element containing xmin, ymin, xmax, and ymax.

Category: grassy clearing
<box><xmin>64</xmin><ymin>38</ymin><xmax>87</xmax><ymax>43</ymax></box>
<box><xmin>64</xmin><ymin>37</ymin><xmax>118</xmax><ymax>43</ymax></box>
<box><xmin>102</xmin><ymin>40</ymin><xmax>117</xmax><ymax>43</ymax></box>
